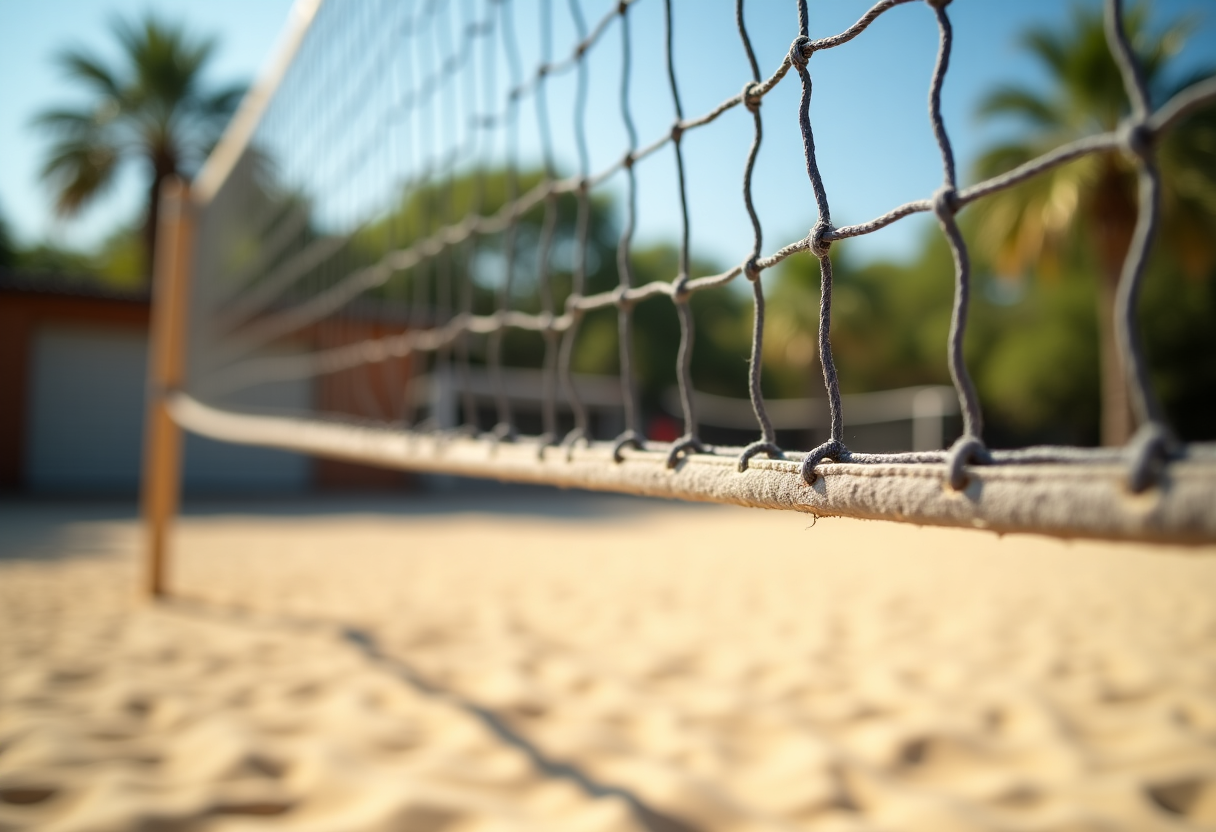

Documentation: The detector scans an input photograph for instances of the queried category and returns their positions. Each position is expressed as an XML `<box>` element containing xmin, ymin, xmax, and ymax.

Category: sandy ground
<box><xmin>2</xmin><ymin>487</ymin><xmax>1216</xmax><ymax>832</ymax></box>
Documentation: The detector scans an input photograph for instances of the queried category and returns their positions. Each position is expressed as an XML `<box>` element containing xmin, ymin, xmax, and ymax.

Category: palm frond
<box><xmin>971</xmin><ymin>142</ymin><xmax>1046</xmax><ymax>182</ymax></box>
<box><xmin>53</xmin><ymin>48</ymin><xmax>121</xmax><ymax>98</ymax></box>
<box><xmin>200</xmin><ymin>83</ymin><xmax>246</xmax><ymax>120</ymax></box>
<box><xmin>1161</xmin><ymin>64</ymin><xmax>1216</xmax><ymax>104</ymax></box>
<box><xmin>1158</xmin><ymin>90</ymin><xmax>1216</xmax><ymax>223</ymax></box>
<box><xmin>975</xmin><ymin>85</ymin><xmax>1060</xmax><ymax>128</ymax></box>
<box><xmin>31</xmin><ymin>107</ymin><xmax>105</xmax><ymax>136</ymax></box>
<box><xmin>113</xmin><ymin>14</ymin><xmax>218</xmax><ymax>112</ymax></box>
<box><xmin>39</xmin><ymin>137</ymin><xmax>120</xmax><ymax>216</ymax></box>
<box><xmin>1022</xmin><ymin>26</ymin><xmax>1069</xmax><ymax>79</ymax></box>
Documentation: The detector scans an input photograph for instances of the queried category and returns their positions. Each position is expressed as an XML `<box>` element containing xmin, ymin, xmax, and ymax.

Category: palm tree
<box><xmin>971</xmin><ymin>4</ymin><xmax>1216</xmax><ymax>446</ymax></box>
<box><xmin>33</xmin><ymin>14</ymin><xmax>243</xmax><ymax>281</ymax></box>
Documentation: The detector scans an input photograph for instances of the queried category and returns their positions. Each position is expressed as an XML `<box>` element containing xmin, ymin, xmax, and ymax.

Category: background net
<box><xmin>181</xmin><ymin>0</ymin><xmax>1216</xmax><ymax>538</ymax></box>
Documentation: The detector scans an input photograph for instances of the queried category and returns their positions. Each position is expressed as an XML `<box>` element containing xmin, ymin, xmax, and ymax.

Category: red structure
<box><xmin>0</xmin><ymin>274</ymin><xmax>149</xmax><ymax>492</ymax></box>
<box><xmin>0</xmin><ymin>271</ymin><xmax>410</xmax><ymax>493</ymax></box>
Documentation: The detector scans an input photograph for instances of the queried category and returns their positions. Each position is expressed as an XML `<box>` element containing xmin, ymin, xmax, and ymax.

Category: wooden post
<box><xmin>141</xmin><ymin>178</ymin><xmax>193</xmax><ymax>599</ymax></box>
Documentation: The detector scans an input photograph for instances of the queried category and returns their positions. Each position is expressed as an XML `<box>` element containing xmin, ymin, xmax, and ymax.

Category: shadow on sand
<box><xmin>164</xmin><ymin>596</ymin><xmax>699</xmax><ymax>832</ymax></box>
<box><xmin>0</xmin><ymin>481</ymin><xmax>716</xmax><ymax>561</ymax></box>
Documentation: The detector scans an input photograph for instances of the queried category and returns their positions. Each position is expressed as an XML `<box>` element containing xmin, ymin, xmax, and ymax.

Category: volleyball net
<box><xmin>160</xmin><ymin>0</ymin><xmax>1216</xmax><ymax>544</ymax></box>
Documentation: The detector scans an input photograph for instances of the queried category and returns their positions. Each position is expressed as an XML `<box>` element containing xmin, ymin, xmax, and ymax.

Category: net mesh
<box><xmin>181</xmin><ymin>0</ymin><xmax>1216</xmax><ymax>539</ymax></box>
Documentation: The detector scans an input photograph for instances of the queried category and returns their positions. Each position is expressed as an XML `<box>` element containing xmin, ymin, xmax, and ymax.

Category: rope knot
<box><xmin>741</xmin><ymin>81</ymin><xmax>762</xmax><ymax>114</ymax></box>
<box><xmin>789</xmin><ymin>36</ymin><xmax>811</xmax><ymax>71</ymax></box>
<box><xmin>932</xmin><ymin>185</ymin><xmax>959</xmax><ymax>217</ymax></box>
<box><xmin>744</xmin><ymin>257</ymin><xmax>761</xmax><ymax>281</ymax></box>
<box><xmin>799</xmin><ymin>438</ymin><xmax>846</xmax><ymax>485</ymax></box>
<box><xmin>672</xmin><ymin>274</ymin><xmax>691</xmax><ymax>300</ymax></box>
<box><xmin>946</xmin><ymin>434</ymin><xmax>988</xmax><ymax>490</ymax></box>
<box><xmin>1126</xmin><ymin>421</ymin><xmax>1174</xmax><ymax>493</ymax></box>
<box><xmin>809</xmin><ymin>219</ymin><xmax>832</xmax><ymax>258</ymax></box>
<box><xmin>613</xmin><ymin>285</ymin><xmax>633</xmax><ymax>309</ymax></box>
<box><xmin>576</xmin><ymin>176</ymin><xmax>590</xmax><ymax>195</ymax></box>
<box><xmin>670</xmin><ymin>121</ymin><xmax>684</xmax><ymax>143</ymax></box>
<box><xmin>1119</xmin><ymin>120</ymin><xmax>1154</xmax><ymax>162</ymax></box>
<box><xmin>621</xmin><ymin>150</ymin><xmax>635</xmax><ymax>170</ymax></box>
<box><xmin>617</xmin><ymin>0</ymin><xmax>628</xmax><ymax>15</ymax></box>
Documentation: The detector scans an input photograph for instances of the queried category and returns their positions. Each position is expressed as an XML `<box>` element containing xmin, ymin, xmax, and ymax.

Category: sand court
<box><xmin>1</xmin><ymin>490</ymin><xmax>1215</xmax><ymax>831</ymax></box>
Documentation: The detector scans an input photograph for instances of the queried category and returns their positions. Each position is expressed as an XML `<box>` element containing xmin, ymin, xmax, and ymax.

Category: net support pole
<box><xmin>140</xmin><ymin>178</ymin><xmax>194</xmax><ymax>600</ymax></box>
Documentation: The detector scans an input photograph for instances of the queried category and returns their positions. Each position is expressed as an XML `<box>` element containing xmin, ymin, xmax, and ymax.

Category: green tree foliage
<box><xmin>4</xmin><ymin>226</ymin><xmax>145</xmax><ymax>288</ymax></box>
<box><xmin>32</xmin><ymin>14</ymin><xmax>243</xmax><ymax>281</ymax></box>
<box><xmin>970</xmin><ymin>3</ymin><xmax>1216</xmax><ymax>444</ymax></box>
<box><xmin>763</xmin><ymin>4</ymin><xmax>1216</xmax><ymax>449</ymax></box>
<box><xmin>620</xmin><ymin>245</ymin><xmax>750</xmax><ymax>410</ymax></box>
<box><xmin>10</xmin><ymin>243</ymin><xmax>97</xmax><ymax>276</ymax></box>
<box><xmin>297</xmin><ymin>167</ymin><xmax>748</xmax><ymax>419</ymax></box>
<box><xmin>0</xmin><ymin>208</ymin><xmax>15</xmax><ymax>268</ymax></box>
<box><xmin>1137</xmin><ymin>255</ymin><xmax>1216</xmax><ymax>442</ymax></box>
<box><xmin>764</xmin><ymin>241</ymin><xmax>953</xmax><ymax>402</ymax></box>
<box><xmin>92</xmin><ymin>227</ymin><xmax>147</xmax><ymax>287</ymax></box>
<box><xmin>766</xmin><ymin>207</ymin><xmax>1216</xmax><ymax>448</ymax></box>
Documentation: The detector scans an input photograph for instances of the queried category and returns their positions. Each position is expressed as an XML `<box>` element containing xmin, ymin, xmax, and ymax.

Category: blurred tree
<box><xmin>0</xmin><ymin>207</ymin><xmax>14</xmax><ymax>268</ymax></box>
<box><xmin>764</xmin><ymin>243</ymin><xmax>952</xmax><ymax>402</ymax></box>
<box><xmin>971</xmin><ymin>3</ymin><xmax>1216</xmax><ymax>445</ymax></box>
<box><xmin>92</xmin><ymin>227</ymin><xmax>147</xmax><ymax>287</ymax></box>
<box><xmin>2</xmin><ymin>226</ymin><xmax>144</xmax><ymax>287</ymax></box>
<box><xmin>10</xmin><ymin>242</ymin><xmax>96</xmax><ymax>276</ymax></box>
<box><xmin>32</xmin><ymin>14</ymin><xmax>243</xmax><ymax>281</ymax></box>
<box><xmin>765</xmin><ymin>215</ymin><xmax>1216</xmax><ymax>451</ymax></box>
<box><xmin>343</xmin><ymin>167</ymin><xmax>745</xmax><ymax>423</ymax></box>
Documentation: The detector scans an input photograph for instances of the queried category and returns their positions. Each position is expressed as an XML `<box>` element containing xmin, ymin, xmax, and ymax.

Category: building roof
<box><xmin>0</xmin><ymin>270</ymin><xmax>149</xmax><ymax>304</ymax></box>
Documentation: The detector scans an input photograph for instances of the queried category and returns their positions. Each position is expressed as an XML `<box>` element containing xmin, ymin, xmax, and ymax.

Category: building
<box><xmin>0</xmin><ymin>271</ymin><xmax>407</xmax><ymax>494</ymax></box>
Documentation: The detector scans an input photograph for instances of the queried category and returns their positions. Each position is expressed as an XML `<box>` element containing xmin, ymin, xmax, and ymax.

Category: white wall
<box><xmin>26</xmin><ymin>324</ymin><xmax>311</xmax><ymax>492</ymax></box>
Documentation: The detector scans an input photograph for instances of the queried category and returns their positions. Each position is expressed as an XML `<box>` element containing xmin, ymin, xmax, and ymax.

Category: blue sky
<box><xmin>0</xmin><ymin>0</ymin><xmax>295</xmax><ymax>249</ymax></box>
<box><xmin>2</xmin><ymin>0</ymin><xmax>1213</xmax><ymax>269</ymax></box>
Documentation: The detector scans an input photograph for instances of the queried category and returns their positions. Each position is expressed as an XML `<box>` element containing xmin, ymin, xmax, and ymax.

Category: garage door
<box><xmin>26</xmin><ymin>324</ymin><xmax>312</xmax><ymax>492</ymax></box>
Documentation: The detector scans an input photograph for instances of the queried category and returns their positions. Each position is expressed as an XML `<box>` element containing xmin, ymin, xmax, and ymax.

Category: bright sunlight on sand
<box><xmin>2</xmin><ymin>490</ymin><xmax>1215</xmax><ymax>832</ymax></box>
